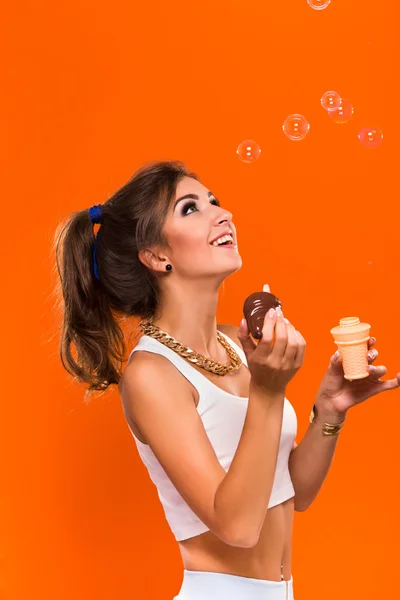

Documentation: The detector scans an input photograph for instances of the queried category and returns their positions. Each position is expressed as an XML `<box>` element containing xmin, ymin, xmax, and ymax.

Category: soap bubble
<box><xmin>282</xmin><ymin>114</ymin><xmax>310</xmax><ymax>141</ymax></box>
<box><xmin>321</xmin><ymin>90</ymin><xmax>341</xmax><ymax>112</ymax></box>
<box><xmin>328</xmin><ymin>99</ymin><xmax>354</xmax><ymax>124</ymax></box>
<box><xmin>358</xmin><ymin>127</ymin><xmax>383</xmax><ymax>148</ymax></box>
<box><xmin>236</xmin><ymin>140</ymin><xmax>261</xmax><ymax>163</ymax></box>
<box><xmin>307</xmin><ymin>0</ymin><xmax>331</xmax><ymax>10</ymax></box>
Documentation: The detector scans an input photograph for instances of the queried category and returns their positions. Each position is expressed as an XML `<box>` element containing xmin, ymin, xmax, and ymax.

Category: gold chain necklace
<box><xmin>139</xmin><ymin>320</ymin><xmax>242</xmax><ymax>376</ymax></box>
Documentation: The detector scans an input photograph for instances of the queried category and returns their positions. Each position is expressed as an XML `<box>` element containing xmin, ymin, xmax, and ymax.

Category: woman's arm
<box><xmin>289</xmin><ymin>407</ymin><xmax>344</xmax><ymax>512</ymax></box>
<box><xmin>219</xmin><ymin>322</ymin><xmax>333</xmax><ymax>512</ymax></box>
<box><xmin>289</xmin><ymin>338</ymin><xmax>399</xmax><ymax>512</ymax></box>
<box><xmin>221</xmin><ymin>321</ymin><xmax>343</xmax><ymax>513</ymax></box>
<box><xmin>219</xmin><ymin>323</ymin><xmax>399</xmax><ymax>514</ymax></box>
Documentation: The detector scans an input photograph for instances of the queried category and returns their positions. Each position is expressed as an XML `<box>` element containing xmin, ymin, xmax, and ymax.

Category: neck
<box><xmin>150</xmin><ymin>279</ymin><xmax>226</xmax><ymax>359</ymax></box>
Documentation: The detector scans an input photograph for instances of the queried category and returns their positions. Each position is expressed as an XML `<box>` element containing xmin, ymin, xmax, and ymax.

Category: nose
<box><xmin>213</xmin><ymin>206</ymin><xmax>233</xmax><ymax>225</ymax></box>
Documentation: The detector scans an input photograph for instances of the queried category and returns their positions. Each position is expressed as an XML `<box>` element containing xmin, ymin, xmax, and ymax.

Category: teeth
<box><xmin>212</xmin><ymin>234</ymin><xmax>233</xmax><ymax>246</ymax></box>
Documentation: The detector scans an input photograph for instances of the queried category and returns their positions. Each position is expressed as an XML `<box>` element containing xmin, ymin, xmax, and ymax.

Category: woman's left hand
<box><xmin>315</xmin><ymin>337</ymin><xmax>400</xmax><ymax>419</ymax></box>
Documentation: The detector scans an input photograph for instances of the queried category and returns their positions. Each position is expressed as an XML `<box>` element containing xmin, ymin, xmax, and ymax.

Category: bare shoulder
<box><xmin>118</xmin><ymin>350</ymin><xmax>198</xmax><ymax>443</ymax></box>
<box><xmin>217</xmin><ymin>323</ymin><xmax>241</xmax><ymax>346</ymax></box>
<box><xmin>119</xmin><ymin>350</ymin><xmax>195</xmax><ymax>405</ymax></box>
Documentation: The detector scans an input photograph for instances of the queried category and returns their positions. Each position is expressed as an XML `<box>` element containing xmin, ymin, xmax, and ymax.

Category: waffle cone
<box><xmin>330</xmin><ymin>317</ymin><xmax>371</xmax><ymax>381</ymax></box>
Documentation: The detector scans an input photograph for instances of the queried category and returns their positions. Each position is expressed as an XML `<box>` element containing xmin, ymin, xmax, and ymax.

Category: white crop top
<box><xmin>126</xmin><ymin>330</ymin><xmax>297</xmax><ymax>542</ymax></box>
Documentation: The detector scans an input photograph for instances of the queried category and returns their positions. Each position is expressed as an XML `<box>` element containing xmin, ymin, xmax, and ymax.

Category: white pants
<box><xmin>173</xmin><ymin>569</ymin><xmax>294</xmax><ymax>600</ymax></box>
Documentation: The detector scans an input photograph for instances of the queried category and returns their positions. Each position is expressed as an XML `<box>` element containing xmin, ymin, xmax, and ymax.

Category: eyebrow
<box><xmin>173</xmin><ymin>191</ymin><xmax>214</xmax><ymax>211</ymax></box>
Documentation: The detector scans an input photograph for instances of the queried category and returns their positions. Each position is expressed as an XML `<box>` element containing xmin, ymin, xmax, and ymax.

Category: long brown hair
<box><xmin>52</xmin><ymin>160</ymin><xmax>198</xmax><ymax>400</ymax></box>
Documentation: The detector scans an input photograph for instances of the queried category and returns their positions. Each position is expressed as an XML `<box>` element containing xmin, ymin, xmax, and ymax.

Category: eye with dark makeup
<box><xmin>181</xmin><ymin>198</ymin><xmax>221</xmax><ymax>216</ymax></box>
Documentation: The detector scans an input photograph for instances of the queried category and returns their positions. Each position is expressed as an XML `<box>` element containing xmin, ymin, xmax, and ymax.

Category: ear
<box><xmin>138</xmin><ymin>248</ymin><xmax>170</xmax><ymax>273</ymax></box>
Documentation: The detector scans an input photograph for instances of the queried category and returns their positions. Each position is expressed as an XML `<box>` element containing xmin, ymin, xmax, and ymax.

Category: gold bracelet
<box><xmin>322</xmin><ymin>421</ymin><xmax>345</xmax><ymax>436</ymax></box>
<box><xmin>310</xmin><ymin>404</ymin><xmax>345</xmax><ymax>436</ymax></box>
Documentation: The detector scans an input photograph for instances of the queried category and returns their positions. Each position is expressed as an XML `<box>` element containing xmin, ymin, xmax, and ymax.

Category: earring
<box><xmin>166</xmin><ymin>264</ymin><xmax>172</xmax><ymax>271</ymax></box>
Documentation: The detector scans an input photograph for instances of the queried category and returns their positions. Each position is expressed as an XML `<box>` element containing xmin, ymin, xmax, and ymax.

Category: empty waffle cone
<box><xmin>330</xmin><ymin>317</ymin><xmax>371</xmax><ymax>381</ymax></box>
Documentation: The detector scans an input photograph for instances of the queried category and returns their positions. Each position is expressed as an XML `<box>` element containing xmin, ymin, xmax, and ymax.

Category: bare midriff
<box><xmin>177</xmin><ymin>497</ymin><xmax>294</xmax><ymax>582</ymax></box>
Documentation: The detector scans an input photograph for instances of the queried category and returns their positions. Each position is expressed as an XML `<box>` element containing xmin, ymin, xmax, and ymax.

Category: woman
<box><xmin>54</xmin><ymin>160</ymin><xmax>400</xmax><ymax>600</ymax></box>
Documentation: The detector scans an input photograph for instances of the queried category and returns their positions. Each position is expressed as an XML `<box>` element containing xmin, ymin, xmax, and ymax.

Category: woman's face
<box><xmin>159</xmin><ymin>176</ymin><xmax>242</xmax><ymax>280</ymax></box>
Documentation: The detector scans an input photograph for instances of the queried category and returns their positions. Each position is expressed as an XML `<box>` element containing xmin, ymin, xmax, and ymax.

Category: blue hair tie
<box><xmin>89</xmin><ymin>204</ymin><xmax>103</xmax><ymax>281</ymax></box>
<box><xmin>89</xmin><ymin>204</ymin><xmax>103</xmax><ymax>224</ymax></box>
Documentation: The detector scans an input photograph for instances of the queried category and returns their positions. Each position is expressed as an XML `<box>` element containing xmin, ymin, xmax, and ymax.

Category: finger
<box><xmin>237</xmin><ymin>318</ymin><xmax>256</xmax><ymax>355</ymax></box>
<box><xmin>269</xmin><ymin>308</ymin><xmax>289</xmax><ymax>359</ymax></box>
<box><xmin>367</xmin><ymin>364</ymin><xmax>387</xmax><ymax>379</ymax></box>
<box><xmin>373</xmin><ymin>372</ymin><xmax>400</xmax><ymax>392</ymax></box>
<box><xmin>367</xmin><ymin>349</ymin><xmax>378</xmax><ymax>364</ymax></box>
<box><xmin>262</xmin><ymin>283</ymin><xmax>271</xmax><ymax>293</ymax></box>
<box><xmin>328</xmin><ymin>350</ymin><xmax>344</xmax><ymax>375</ymax></box>
<box><xmin>282</xmin><ymin>319</ymin><xmax>299</xmax><ymax>362</ymax></box>
<box><xmin>257</xmin><ymin>307</ymin><xmax>277</xmax><ymax>353</ymax></box>
<box><xmin>368</xmin><ymin>337</ymin><xmax>376</xmax><ymax>349</ymax></box>
<box><xmin>293</xmin><ymin>329</ymin><xmax>306</xmax><ymax>368</ymax></box>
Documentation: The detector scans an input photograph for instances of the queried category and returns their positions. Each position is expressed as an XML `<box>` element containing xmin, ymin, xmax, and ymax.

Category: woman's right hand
<box><xmin>237</xmin><ymin>306</ymin><xmax>306</xmax><ymax>396</ymax></box>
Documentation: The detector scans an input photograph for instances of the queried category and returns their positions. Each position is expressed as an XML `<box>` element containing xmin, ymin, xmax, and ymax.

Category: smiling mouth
<box><xmin>211</xmin><ymin>242</ymin><xmax>238</xmax><ymax>249</ymax></box>
<box><xmin>210</xmin><ymin>234</ymin><xmax>235</xmax><ymax>246</ymax></box>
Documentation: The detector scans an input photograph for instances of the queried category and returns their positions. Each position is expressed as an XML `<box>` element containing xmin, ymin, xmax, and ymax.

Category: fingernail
<box><xmin>371</xmin><ymin>337</ymin><xmax>376</xmax><ymax>342</ymax></box>
<box><xmin>368</xmin><ymin>351</ymin><xmax>375</xmax><ymax>359</ymax></box>
<box><xmin>369</xmin><ymin>365</ymin><xmax>376</xmax><ymax>371</ymax></box>
<box><xmin>283</xmin><ymin>317</ymin><xmax>289</xmax><ymax>324</ymax></box>
<box><xmin>334</xmin><ymin>350</ymin><xmax>340</xmax><ymax>360</ymax></box>
<box><xmin>276</xmin><ymin>306</ymin><xmax>283</xmax><ymax>317</ymax></box>
<box><xmin>267</xmin><ymin>308</ymin><xmax>276</xmax><ymax>318</ymax></box>
<box><xmin>240</xmin><ymin>318</ymin><xmax>246</xmax><ymax>329</ymax></box>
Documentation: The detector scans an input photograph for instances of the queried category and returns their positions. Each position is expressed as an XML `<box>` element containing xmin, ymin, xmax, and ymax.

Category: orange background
<box><xmin>1</xmin><ymin>0</ymin><xmax>399</xmax><ymax>598</ymax></box>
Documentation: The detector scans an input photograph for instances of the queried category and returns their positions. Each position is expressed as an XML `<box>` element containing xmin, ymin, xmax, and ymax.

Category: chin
<box><xmin>224</xmin><ymin>256</ymin><xmax>243</xmax><ymax>275</ymax></box>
